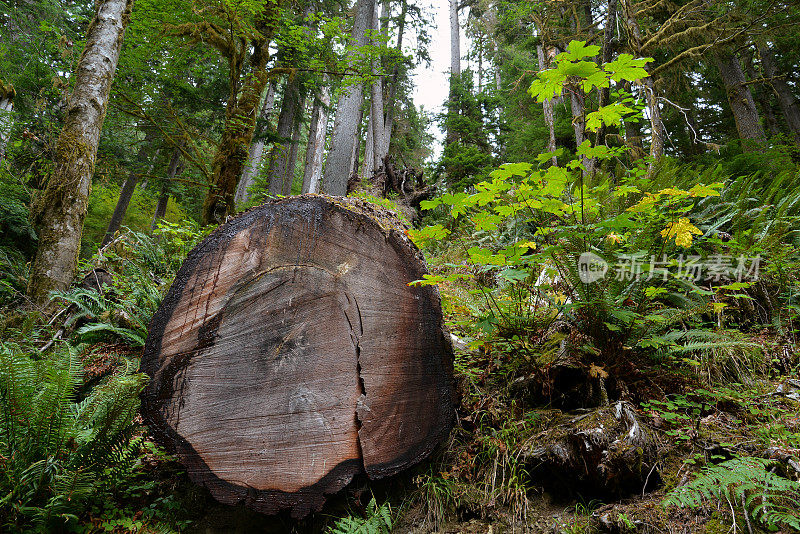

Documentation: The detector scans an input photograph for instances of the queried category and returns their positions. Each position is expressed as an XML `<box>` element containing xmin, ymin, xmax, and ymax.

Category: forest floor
<box><xmin>79</xmin><ymin>330</ymin><xmax>797</xmax><ymax>534</ymax></box>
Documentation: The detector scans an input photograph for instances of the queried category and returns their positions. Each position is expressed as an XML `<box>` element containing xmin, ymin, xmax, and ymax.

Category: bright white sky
<box><xmin>410</xmin><ymin>2</ymin><xmax>471</xmax><ymax>161</ymax></box>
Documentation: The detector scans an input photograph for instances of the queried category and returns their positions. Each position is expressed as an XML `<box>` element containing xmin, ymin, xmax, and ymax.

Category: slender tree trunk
<box><xmin>151</xmin><ymin>184</ymin><xmax>169</xmax><ymax>230</ymax></box>
<box><xmin>302</xmin><ymin>82</ymin><xmax>330</xmax><ymax>194</ymax></box>
<box><xmin>0</xmin><ymin>82</ymin><xmax>14</xmax><ymax>164</ymax></box>
<box><xmin>446</xmin><ymin>0</ymin><xmax>462</xmax><ymax>148</ymax></box>
<box><xmin>620</xmin><ymin>0</ymin><xmax>665</xmax><ymax>161</ymax></box>
<box><xmin>569</xmin><ymin>90</ymin><xmax>586</xmax><ymax>148</ymax></box>
<box><xmin>322</xmin><ymin>0</ymin><xmax>374</xmax><ymax>196</ymax></box>
<box><xmin>379</xmin><ymin>0</ymin><xmax>406</xmax><ymax>165</ymax></box>
<box><xmin>536</xmin><ymin>45</ymin><xmax>558</xmax><ymax>165</ymax></box>
<box><xmin>348</xmin><ymin>107</ymin><xmax>365</xmax><ymax>182</ymax></box>
<box><xmin>235</xmin><ymin>79</ymin><xmax>277</xmax><ymax>204</ymax></box>
<box><xmin>27</xmin><ymin>0</ymin><xmax>134</xmax><ymax>305</ymax></box>
<box><xmin>370</xmin><ymin>0</ymin><xmax>385</xmax><ymax>173</ymax></box>
<box><xmin>449</xmin><ymin>0</ymin><xmax>461</xmax><ymax>78</ymax></box>
<box><xmin>622</xmin><ymin>80</ymin><xmax>645</xmax><ymax>158</ymax></box>
<box><xmin>281</xmin><ymin>95</ymin><xmax>306</xmax><ymax>196</ymax></box>
<box><xmin>596</xmin><ymin>0</ymin><xmax>618</xmax><ymax>148</ymax></box>
<box><xmin>101</xmin><ymin>129</ymin><xmax>157</xmax><ymax>246</ymax></box>
<box><xmin>361</xmin><ymin>115</ymin><xmax>375</xmax><ymax>180</ymax></box>
<box><xmin>714</xmin><ymin>48</ymin><xmax>766</xmax><ymax>149</ymax></box>
<box><xmin>759</xmin><ymin>45</ymin><xmax>800</xmax><ymax>144</ymax></box>
<box><xmin>151</xmin><ymin>147</ymin><xmax>182</xmax><ymax>230</ymax></box>
<box><xmin>267</xmin><ymin>75</ymin><xmax>304</xmax><ymax>196</ymax></box>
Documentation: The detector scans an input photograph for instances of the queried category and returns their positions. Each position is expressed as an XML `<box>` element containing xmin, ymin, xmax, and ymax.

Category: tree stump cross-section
<box><xmin>140</xmin><ymin>195</ymin><xmax>455</xmax><ymax>518</ymax></box>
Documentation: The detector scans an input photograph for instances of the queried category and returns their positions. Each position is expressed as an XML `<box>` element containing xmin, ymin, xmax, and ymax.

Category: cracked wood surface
<box><xmin>140</xmin><ymin>195</ymin><xmax>454</xmax><ymax>518</ymax></box>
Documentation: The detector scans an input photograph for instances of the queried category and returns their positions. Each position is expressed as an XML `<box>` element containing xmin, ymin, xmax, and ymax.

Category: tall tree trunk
<box><xmin>0</xmin><ymin>81</ymin><xmax>14</xmax><ymax>164</ymax></box>
<box><xmin>322</xmin><ymin>0</ymin><xmax>374</xmax><ymax>196</ymax></box>
<box><xmin>235</xmin><ymin>79</ymin><xmax>277</xmax><ymax>204</ymax></box>
<box><xmin>281</xmin><ymin>96</ymin><xmax>306</xmax><ymax>196</ymax></box>
<box><xmin>27</xmin><ymin>0</ymin><xmax>133</xmax><ymax>305</ymax></box>
<box><xmin>743</xmin><ymin>48</ymin><xmax>780</xmax><ymax>137</ymax></box>
<box><xmin>620</xmin><ymin>0</ymin><xmax>665</xmax><ymax>161</ymax></box>
<box><xmin>302</xmin><ymin>81</ymin><xmax>330</xmax><ymax>194</ymax></box>
<box><xmin>596</xmin><ymin>0</ymin><xmax>618</xmax><ymax>148</ymax></box>
<box><xmin>151</xmin><ymin>147</ymin><xmax>182</xmax><ymax>230</ymax></box>
<box><xmin>361</xmin><ymin>115</ymin><xmax>375</xmax><ymax>181</ymax></box>
<box><xmin>267</xmin><ymin>75</ymin><xmax>304</xmax><ymax>196</ymax></box>
<box><xmin>449</xmin><ymin>0</ymin><xmax>461</xmax><ymax>79</ymax></box>
<box><xmin>200</xmin><ymin>4</ymin><xmax>282</xmax><ymax>225</ymax></box>
<box><xmin>759</xmin><ymin>45</ymin><xmax>800</xmax><ymax>144</ymax></box>
<box><xmin>370</xmin><ymin>0</ymin><xmax>385</xmax><ymax>174</ymax></box>
<box><xmin>446</xmin><ymin>0</ymin><xmax>461</xmax><ymax>147</ymax></box>
<box><xmin>348</xmin><ymin>107</ymin><xmax>366</xmax><ymax>182</ymax></box>
<box><xmin>101</xmin><ymin>128</ymin><xmax>157</xmax><ymax>246</ymax></box>
<box><xmin>536</xmin><ymin>45</ymin><xmax>558</xmax><ymax>165</ymax></box>
<box><xmin>622</xmin><ymin>80</ymin><xmax>645</xmax><ymax>158</ymax></box>
<box><xmin>714</xmin><ymin>48</ymin><xmax>766</xmax><ymax>149</ymax></box>
<box><xmin>379</xmin><ymin>0</ymin><xmax>406</xmax><ymax>165</ymax></box>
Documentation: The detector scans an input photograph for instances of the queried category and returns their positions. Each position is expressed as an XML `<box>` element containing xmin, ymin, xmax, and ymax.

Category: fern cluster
<box><xmin>326</xmin><ymin>497</ymin><xmax>392</xmax><ymax>534</ymax></box>
<box><xmin>0</xmin><ymin>341</ymin><xmax>147</xmax><ymax>530</ymax></box>
<box><xmin>663</xmin><ymin>456</ymin><xmax>800</xmax><ymax>530</ymax></box>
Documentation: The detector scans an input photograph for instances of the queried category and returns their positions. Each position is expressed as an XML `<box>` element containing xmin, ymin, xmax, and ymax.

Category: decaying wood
<box><xmin>348</xmin><ymin>156</ymin><xmax>434</xmax><ymax>224</ymax></box>
<box><xmin>140</xmin><ymin>195</ymin><xmax>454</xmax><ymax>518</ymax></box>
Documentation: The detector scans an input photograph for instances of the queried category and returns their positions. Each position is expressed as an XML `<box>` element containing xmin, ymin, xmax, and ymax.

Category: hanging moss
<box><xmin>30</xmin><ymin>131</ymin><xmax>94</xmax><ymax>228</ymax></box>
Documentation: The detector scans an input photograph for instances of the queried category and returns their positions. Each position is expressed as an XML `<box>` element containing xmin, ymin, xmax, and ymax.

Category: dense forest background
<box><xmin>1</xmin><ymin>0</ymin><xmax>800</xmax><ymax>531</ymax></box>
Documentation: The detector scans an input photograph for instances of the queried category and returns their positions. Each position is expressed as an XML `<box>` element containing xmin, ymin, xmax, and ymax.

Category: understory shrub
<box><xmin>0</xmin><ymin>342</ymin><xmax>147</xmax><ymax>531</ymax></box>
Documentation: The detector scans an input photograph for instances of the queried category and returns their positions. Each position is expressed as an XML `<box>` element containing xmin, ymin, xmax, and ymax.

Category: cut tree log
<box><xmin>140</xmin><ymin>195</ymin><xmax>455</xmax><ymax>518</ymax></box>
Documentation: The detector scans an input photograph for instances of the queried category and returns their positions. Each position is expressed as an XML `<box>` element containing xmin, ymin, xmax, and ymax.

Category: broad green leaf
<box><xmin>490</xmin><ymin>162</ymin><xmax>533</xmax><ymax>180</ymax></box>
<box><xmin>535</xmin><ymin>149</ymin><xmax>564</xmax><ymax>164</ymax></box>
<box><xmin>688</xmin><ymin>182</ymin><xmax>723</xmax><ymax>197</ymax></box>
<box><xmin>560</xmin><ymin>59</ymin><xmax>600</xmax><ymax>78</ymax></box>
<box><xmin>576</xmin><ymin>140</ymin><xmax>613</xmax><ymax>159</ymax></box>
<box><xmin>604</xmin><ymin>54</ymin><xmax>652</xmax><ymax>82</ymax></box>
<box><xmin>582</xmin><ymin>69</ymin><xmax>610</xmax><ymax>92</ymax></box>
<box><xmin>473</xmin><ymin>212</ymin><xmax>502</xmax><ymax>231</ymax></box>
<box><xmin>529</xmin><ymin>68</ymin><xmax>567</xmax><ymax>102</ymax></box>
<box><xmin>419</xmin><ymin>198</ymin><xmax>441</xmax><ymax>211</ymax></box>
<box><xmin>499</xmin><ymin>268</ymin><xmax>529</xmax><ymax>282</ymax></box>
<box><xmin>719</xmin><ymin>282</ymin><xmax>751</xmax><ymax>291</ymax></box>
<box><xmin>561</xmin><ymin>40</ymin><xmax>601</xmax><ymax>61</ymax></box>
<box><xmin>585</xmin><ymin>102</ymin><xmax>636</xmax><ymax>132</ymax></box>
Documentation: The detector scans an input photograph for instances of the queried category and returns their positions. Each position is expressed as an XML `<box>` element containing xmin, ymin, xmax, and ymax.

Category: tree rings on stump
<box><xmin>140</xmin><ymin>195</ymin><xmax>455</xmax><ymax>518</ymax></box>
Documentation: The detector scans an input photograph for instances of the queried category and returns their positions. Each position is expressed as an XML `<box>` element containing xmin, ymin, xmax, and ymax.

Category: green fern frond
<box><xmin>664</xmin><ymin>457</ymin><xmax>800</xmax><ymax>530</ymax></box>
<box><xmin>326</xmin><ymin>497</ymin><xmax>392</xmax><ymax>534</ymax></box>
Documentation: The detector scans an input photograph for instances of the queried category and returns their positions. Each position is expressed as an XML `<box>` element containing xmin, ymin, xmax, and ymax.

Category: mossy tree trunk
<box><xmin>27</xmin><ymin>0</ymin><xmax>134</xmax><ymax>305</ymax></box>
<box><xmin>201</xmin><ymin>68</ymin><xmax>270</xmax><ymax>225</ymax></box>
<box><xmin>194</xmin><ymin>2</ymin><xmax>284</xmax><ymax>226</ymax></box>
<box><xmin>714</xmin><ymin>48</ymin><xmax>766</xmax><ymax>150</ymax></box>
